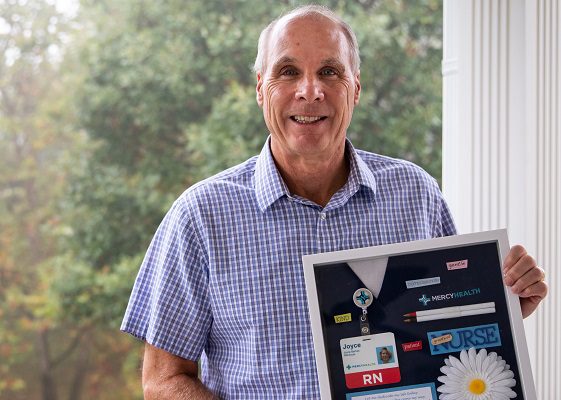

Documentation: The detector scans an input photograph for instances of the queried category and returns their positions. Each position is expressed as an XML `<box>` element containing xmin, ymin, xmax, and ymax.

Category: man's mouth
<box><xmin>290</xmin><ymin>115</ymin><xmax>327</xmax><ymax>124</ymax></box>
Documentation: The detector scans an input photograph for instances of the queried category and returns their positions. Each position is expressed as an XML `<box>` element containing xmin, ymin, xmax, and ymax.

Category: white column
<box><xmin>443</xmin><ymin>0</ymin><xmax>560</xmax><ymax>397</ymax></box>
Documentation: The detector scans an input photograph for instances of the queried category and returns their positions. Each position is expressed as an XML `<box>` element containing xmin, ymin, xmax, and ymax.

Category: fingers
<box><xmin>520</xmin><ymin>280</ymin><xmax>549</xmax><ymax>318</ymax></box>
<box><xmin>509</xmin><ymin>265</ymin><xmax>546</xmax><ymax>295</ymax></box>
<box><xmin>503</xmin><ymin>247</ymin><xmax>537</xmax><ymax>287</ymax></box>
<box><xmin>503</xmin><ymin>253</ymin><xmax>537</xmax><ymax>287</ymax></box>
<box><xmin>520</xmin><ymin>280</ymin><xmax>548</xmax><ymax>301</ymax></box>
<box><xmin>503</xmin><ymin>244</ymin><xmax>548</xmax><ymax>319</ymax></box>
<box><xmin>502</xmin><ymin>244</ymin><xmax>527</xmax><ymax>273</ymax></box>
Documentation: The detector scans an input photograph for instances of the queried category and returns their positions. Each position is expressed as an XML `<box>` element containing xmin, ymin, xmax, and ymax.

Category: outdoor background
<box><xmin>0</xmin><ymin>0</ymin><xmax>443</xmax><ymax>399</ymax></box>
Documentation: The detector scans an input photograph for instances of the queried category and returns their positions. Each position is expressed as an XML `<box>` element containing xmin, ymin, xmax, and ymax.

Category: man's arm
<box><xmin>503</xmin><ymin>245</ymin><xmax>548</xmax><ymax>318</ymax></box>
<box><xmin>142</xmin><ymin>343</ymin><xmax>218</xmax><ymax>400</ymax></box>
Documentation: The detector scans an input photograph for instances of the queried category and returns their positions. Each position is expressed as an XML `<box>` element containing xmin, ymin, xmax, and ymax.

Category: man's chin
<box><xmin>277</xmin><ymin>135</ymin><xmax>344</xmax><ymax>159</ymax></box>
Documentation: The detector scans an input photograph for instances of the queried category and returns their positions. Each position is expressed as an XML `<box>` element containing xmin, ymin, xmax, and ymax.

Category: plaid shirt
<box><xmin>121</xmin><ymin>137</ymin><xmax>456</xmax><ymax>399</ymax></box>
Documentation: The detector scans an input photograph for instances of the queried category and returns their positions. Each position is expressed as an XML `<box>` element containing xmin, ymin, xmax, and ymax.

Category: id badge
<box><xmin>340</xmin><ymin>332</ymin><xmax>401</xmax><ymax>389</ymax></box>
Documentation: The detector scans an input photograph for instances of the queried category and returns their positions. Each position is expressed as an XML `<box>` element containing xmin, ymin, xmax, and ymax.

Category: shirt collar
<box><xmin>345</xmin><ymin>139</ymin><xmax>377</xmax><ymax>197</ymax></box>
<box><xmin>254</xmin><ymin>136</ymin><xmax>377</xmax><ymax>212</ymax></box>
<box><xmin>254</xmin><ymin>137</ymin><xmax>290</xmax><ymax>212</ymax></box>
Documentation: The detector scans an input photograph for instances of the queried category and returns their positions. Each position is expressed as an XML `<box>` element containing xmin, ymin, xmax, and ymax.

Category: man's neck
<box><xmin>271</xmin><ymin>143</ymin><xmax>350</xmax><ymax>208</ymax></box>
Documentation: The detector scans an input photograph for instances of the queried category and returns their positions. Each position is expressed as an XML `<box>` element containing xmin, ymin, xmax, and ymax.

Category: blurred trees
<box><xmin>0</xmin><ymin>1</ymin><xmax>141</xmax><ymax>399</ymax></box>
<box><xmin>0</xmin><ymin>0</ymin><xmax>443</xmax><ymax>398</ymax></box>
<box><xmin>0</xmin><ymin>1</ymin><xmax>82</xmax><ymax>398</ymax></box>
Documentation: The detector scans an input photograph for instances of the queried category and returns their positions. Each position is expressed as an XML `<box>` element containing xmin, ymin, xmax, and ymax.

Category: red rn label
<box><xmin>401</xmin><ymin>341</ymin><xmax>423</xmax><ymax>352</ymax></box>
<box><xmin>345</xmin><ymin>367</ymin><xmax>401</xmax><ymax>389</ymax></box>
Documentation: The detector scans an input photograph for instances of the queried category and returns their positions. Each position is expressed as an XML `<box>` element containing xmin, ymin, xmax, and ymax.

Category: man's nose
<box><xmin>295</xmin><ymin>74</ymin><xmax>325</xmax><ymax>102</ymax></box>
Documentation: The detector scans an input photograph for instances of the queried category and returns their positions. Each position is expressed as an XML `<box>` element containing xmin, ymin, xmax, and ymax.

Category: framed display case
<box><xmin>302</xmin><ymin>230</ymin><xmax>536</xmax><ymax>400</ymax></box>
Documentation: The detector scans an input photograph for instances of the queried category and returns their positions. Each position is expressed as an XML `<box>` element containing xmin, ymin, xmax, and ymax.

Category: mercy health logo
<box><xmin>418</xmin><ymin>288</ymin><xmax>481</xmax><ymax>306</ymax></box>
<box><xmin>427</xmin><ymin>323</ymin><xmax>501</xmax><ymax>355</ymax></box>
<box><xmin>346</xmin><ymin>362</ymin><xmax>377</xmax><ymax>370</ymax></box>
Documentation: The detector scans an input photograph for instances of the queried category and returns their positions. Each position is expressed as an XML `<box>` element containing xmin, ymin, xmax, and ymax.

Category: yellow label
<box><xmin>431</xmin><ymin>334</ymin><xmax>453</xmax><ymax>346</ymax></box>
<box><xmin>334</xmin><ymin>313</ymin><xmax>352</xmax><ymax>324</ymax></box>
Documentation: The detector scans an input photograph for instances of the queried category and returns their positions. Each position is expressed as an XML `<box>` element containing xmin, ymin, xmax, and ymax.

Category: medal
<box><xmin>353</xmin><ymin>288</ymin><xmax>373</xmax><ymax>335</ymax></box>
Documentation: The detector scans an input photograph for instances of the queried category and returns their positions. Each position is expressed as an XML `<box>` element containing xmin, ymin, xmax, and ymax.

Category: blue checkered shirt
<box><xmin>121</xmin><ymin>137</ymin><xmax>456</xmax><ymax>398</ymax></box>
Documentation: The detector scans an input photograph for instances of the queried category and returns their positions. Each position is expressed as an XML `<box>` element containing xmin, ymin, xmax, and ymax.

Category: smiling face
<box><xmin>380</xmin><ymin>349</ymin><xmax>391</xmax><ymax>363</ymax></box>
<box><xmin>256</xmin><ymin>15</ymin><xmax>361</xmax><ymax>165</ymax></box>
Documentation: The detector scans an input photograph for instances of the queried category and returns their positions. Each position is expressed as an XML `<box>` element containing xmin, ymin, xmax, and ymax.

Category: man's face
<box><xmin>256</xmin><ymin>16</ymin><xmax>360</xmax><ymax>161</ymax></box>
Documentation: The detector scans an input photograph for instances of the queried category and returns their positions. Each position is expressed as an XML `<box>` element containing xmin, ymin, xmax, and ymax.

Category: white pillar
<box><xmin>443</xmin><ymin>0</ymin><xmax>560</xmax><ymax>397</ymax></box>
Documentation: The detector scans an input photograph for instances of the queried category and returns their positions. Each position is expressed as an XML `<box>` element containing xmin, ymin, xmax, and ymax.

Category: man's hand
<box><xmin>502</xmin><ymin>245</ymin><xmax>548</xmax><ymax>318</ymax></box>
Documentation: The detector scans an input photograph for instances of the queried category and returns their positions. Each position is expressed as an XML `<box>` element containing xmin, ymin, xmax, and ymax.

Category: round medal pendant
<box><xmin>353</xmin><ymin>288</ymin><xmax>373</xmax><ymax>309</ymax></box>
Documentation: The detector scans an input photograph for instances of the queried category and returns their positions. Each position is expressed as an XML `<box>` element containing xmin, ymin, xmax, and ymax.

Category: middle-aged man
<box><xmin>122</xmin><ymin>5</ymin><xmax>548</xmax><ymax>399</ymax></box>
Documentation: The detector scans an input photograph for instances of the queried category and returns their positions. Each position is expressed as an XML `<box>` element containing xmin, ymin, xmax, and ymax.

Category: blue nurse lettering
<box><xmin>428</xmin><ymin>324</ymin><xmax>502</xmax><ymax>355</ymax></box>
<box><xmin>483</xmin><ymin>325</ymin><xmax>499</xmax><ymax>345</ymax></box>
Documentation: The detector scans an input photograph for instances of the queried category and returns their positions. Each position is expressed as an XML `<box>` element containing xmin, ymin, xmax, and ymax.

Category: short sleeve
<box><xmin>120</xmin><ymin>197</ymin><xmax>212</xmax><ymax>361</ymax></box>
<box><xmin>435</xmin><ymin>192</ymin><xmax>457</xmax><ymax>237</ymax></box>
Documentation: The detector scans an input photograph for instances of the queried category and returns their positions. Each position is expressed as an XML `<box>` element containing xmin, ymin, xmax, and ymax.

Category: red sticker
<box><xmin>401</xmin><ymin>341</ymin><xmax>423</xmax><ymax>352</ymax></box>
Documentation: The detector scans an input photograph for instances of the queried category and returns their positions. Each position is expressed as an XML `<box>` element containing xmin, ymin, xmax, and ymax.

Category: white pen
<box><xmin>403</xmin><ymin>302</ymin><xmax>496</xmax><ymax>318</ymax></box>
<box><xmin>404</xmin><ymin>307</ymin><xmax>496</xmax><ymax>323</ymax></box>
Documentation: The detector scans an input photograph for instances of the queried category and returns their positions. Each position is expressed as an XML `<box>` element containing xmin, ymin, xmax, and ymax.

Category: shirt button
<box><xmin>319</xmin><ymin>212</ymin><xmax>327</xmax><ymax>220</ymax></box>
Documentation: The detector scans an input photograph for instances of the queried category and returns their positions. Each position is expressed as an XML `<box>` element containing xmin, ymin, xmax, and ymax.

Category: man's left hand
<box><xmin>503</xmin><ymin>245</ymin><xmax>548</xmax><ymax>318</ymax></box>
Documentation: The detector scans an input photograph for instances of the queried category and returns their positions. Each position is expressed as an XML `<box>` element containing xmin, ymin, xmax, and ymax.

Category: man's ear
<box><xmin>256</xmin><ymin>72</ymin><xmax>264</xmax><ymax>107</ymax></box>
<box><xmin>354</xmin><ymin>72</ymin><xmax>361</xmax><ymax>105</ymax></box>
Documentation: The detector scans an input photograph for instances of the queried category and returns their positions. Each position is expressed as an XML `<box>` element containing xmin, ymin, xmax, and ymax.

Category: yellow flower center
<box><xmin>468</xmin><ymin>378</ymin><xmax>487</xmax><ymax>394</ymax></box>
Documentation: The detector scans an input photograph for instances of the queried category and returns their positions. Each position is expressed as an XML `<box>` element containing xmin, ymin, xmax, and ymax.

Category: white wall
<box><xmin>443</xmin><ymin>0</ymin><xmax>560</xmax><ymax>398</ymax></box>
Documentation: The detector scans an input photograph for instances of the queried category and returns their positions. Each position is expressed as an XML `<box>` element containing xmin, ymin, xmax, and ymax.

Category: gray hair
<box><xmin>253</xmin><ymin>5</ymin><xmax>361</xmax><ymax>74</ymax></box>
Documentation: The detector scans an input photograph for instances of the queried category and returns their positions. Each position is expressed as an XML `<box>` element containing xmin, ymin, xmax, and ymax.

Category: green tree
<box><xmin>348</xmin><ymin>0</ymin><xmax>443</xmax><ymax>176</ymax></box>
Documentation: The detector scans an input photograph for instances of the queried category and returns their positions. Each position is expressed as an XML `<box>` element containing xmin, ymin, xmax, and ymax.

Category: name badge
<box><xmin>340</xmin><ymin>332</ymin><xmax>401</xmax><ymax>389</ymax></box>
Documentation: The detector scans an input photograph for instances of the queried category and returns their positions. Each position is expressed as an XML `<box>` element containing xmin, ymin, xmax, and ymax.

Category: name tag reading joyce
<box><xmin>340</xmin><ymin>332</ymin><xmax>401</xmax><ymax>389</ymax></box>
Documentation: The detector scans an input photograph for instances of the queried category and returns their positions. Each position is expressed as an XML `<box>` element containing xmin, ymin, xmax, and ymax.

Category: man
<box><xmin>121</xmin><ymin>5</ymin><xmax>548</xmax><ymax>399</ymax></box>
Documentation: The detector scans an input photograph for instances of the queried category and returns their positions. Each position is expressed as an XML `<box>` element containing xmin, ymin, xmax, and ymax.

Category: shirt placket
<box><xmin>316</xmin><ymin>208</ymin><xmax>335</xmax><ymax>253</ymax></box>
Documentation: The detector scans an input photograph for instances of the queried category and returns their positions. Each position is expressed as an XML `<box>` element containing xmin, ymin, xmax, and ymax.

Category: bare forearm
<box><xmin>144</xmin><ymin>374</ymin><xmax>218</xmax><ymax>400</ymax></box>
<box><xmin>142</xmin><ymin>344</ymin><xmax>218</xmax><ymax>400</ymax></box>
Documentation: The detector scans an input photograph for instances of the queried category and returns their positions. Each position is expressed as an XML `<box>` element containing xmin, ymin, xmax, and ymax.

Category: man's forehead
<box><xmin>266</xmin><ymin>15</ymin><xmax>346</xmax><ymax>62</ymax></box>
<box><xmin>270</xmin><ymin>14</ymin><xmax>341</xmax><ymax>45</ymax></box>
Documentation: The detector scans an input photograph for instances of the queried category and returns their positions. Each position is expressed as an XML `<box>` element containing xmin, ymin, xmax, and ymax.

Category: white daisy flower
<box><xmin>437</xmin><ymin>347</ymin><xmax>517</xmax><ymax>400</ymax></box>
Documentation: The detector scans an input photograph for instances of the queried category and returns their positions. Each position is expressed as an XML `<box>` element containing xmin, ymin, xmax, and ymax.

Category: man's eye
<box><xmin>281</xmin><ymin>68</ymin><xmax>297</xmax><ymax>76</ymax></box>
<box><xmin>320</xmin><ymin>68</ymin><xmax>337</xmax><ymax>76</ymax></box>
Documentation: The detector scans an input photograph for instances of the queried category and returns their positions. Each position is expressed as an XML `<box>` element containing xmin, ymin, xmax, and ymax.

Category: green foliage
<box><xmin>349</xmin><ymin>0</ymin><xmax>443</xmax><ymax>176</ymax></box>
<box><xmin>0</xmin><ymin>1</ymin><xmax>145</xmax><ymax>398</ymax></box>
<box><xmin>186</xmin><ymin>82</ymin><xmax>267</xmax><ymax>181</ymax></box>
<box><xmin>0</xmin><ymin>1</ymin><xmax>78</xmax><ymax>397</ymax></box>
<box><xmin>77</xmin><ymin>0</ymin><xmax>274</xmax><ymax>188</ymax></box>
<box><xmin>49</xmin><ymin>254</ymin><xmax>143</xmax><ymax>328</ymax></box>
<box><xmin>62</xmin><ymin>164</ymin><xmax>169</xmax><ymax>268</ymax></box>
